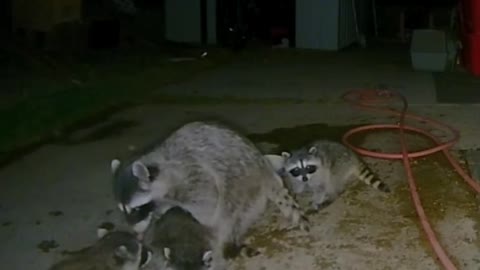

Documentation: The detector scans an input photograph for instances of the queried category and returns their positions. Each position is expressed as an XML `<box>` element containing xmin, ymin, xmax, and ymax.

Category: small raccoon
<box><xmin>276</xmin><ymin>139</ymin><xmax>390</xmax><ymax>210</ymax></box>
<box><xmin>49</xmin><ymin>227</ymin><xmax>152</xmax><ymax>270</ymax></box>
<box><xmin>143</xmin><ymin>206</ymin><xmax>214</xmax><ymax>270</ymax></box>
<box><xmin>143</xmin><ymin>207</ymin><xmax>255</xmax><ymax>270</ymax></box>
<box><xmin>111</xmin><ymin>121</ymin><xmax>309</xmax><ymax>269</ymax></box>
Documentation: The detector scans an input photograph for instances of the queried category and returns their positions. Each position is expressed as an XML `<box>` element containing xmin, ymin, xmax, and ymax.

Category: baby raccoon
<box><xmin>143</xmin><ymin>206</ymin><xmax>214</xmax><ymax>270</ymax></box>
<box><xmin>144</xmin><ymin>206</ymin><xmax>255</xmax><ymax>270</ymax></box>
<box><xmin>49</xmin><ymin>227</ymin><xmax>152</xmax><ymax>270</ymax></box>
<box><xmin>274</xmin><ymin>139</ymin><xmax>390</xmax><ymax>210</ymax></box>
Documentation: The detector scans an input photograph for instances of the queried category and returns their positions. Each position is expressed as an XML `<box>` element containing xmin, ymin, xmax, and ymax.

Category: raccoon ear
<box><xmin>163</xmin><ymin>247</ymin><xmax>171</xmax><ymax>260</ymax></box>
<box><xmin>132</xmin><ymin>161</ymin><xmax>149</xmax><ymax>179</ymax></box>
<box><xmin>97</xmin><ymin>228</ymin><xmax>109</xmax><ymax>239</ymax></box>
<box><xmin>202</xmin><ymin>250</ymin><xmax>213</xmax><ymax>265</ymax></box>
<box><xmin>281</xmin><ymin>152</ymin><xmax>291</xmax><ymax>159</ymax></box>
<box><xmin>111</xmin><ymin>159</ymin><xmax>121</xmax><ymax>174</ymax></box>
<box><xmin>132</xmin><ymin>161</ymin><xmax>151</xmax><ymax>189</ymax></box>
<box><xmin>308</xmin><ymin>146</ymin><xmax>317</xmax><ymax>155</ymax></box>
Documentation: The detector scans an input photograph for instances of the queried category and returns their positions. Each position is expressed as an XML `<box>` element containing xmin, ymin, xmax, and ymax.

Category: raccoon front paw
<box><xmin>312</xmin><ymin>200</ymin><xmax>333</xmax><ymax>211</ymax></box>
<box><xmin>291</xmin><ymin>211</ymin><xmax>310</xmax><ymax>232</ymax></box>
<box><xmin>299</xmin><ymin>214</ymin><xmax>310</xmax><ymax>232</ymax></box>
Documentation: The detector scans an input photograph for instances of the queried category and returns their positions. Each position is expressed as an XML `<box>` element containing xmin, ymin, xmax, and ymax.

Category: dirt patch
<box><xmin>37</xmin><ymin>240</ymin><xmax>59</xmax><ymax>253</ymax></box>
<box><xmin>233</xmin><ymin>125</ymin><xmax>480</xmax><ymax>269</ymax></box>
<box><xmin>48</xmin><ymin>211</ymin><xmax>64</xmax><ymax>217</ymax></box>
<box><xmin>2</xmin><ymin>221</ymin><xmax>12</xmax><ymax>227</ymax></box>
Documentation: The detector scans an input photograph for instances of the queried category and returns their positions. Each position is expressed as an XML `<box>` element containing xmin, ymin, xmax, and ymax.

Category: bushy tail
<box><xmin>356</xmin><ymin>162</ymin><xmax>390</xmax><ymax>192</ymax></box>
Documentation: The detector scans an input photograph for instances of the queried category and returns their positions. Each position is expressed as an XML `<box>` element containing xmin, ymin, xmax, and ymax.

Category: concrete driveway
<box><xmin>1</xmin><ymin>49</ymin><xmax>480</xmax><ymax>270</ymax></box>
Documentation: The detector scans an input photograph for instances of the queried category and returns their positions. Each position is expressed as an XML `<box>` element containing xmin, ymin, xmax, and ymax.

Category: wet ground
<box><xmin>1</xmin><ymin>102</ymin><xmax>479</xmax><ymax>270</ymax></box>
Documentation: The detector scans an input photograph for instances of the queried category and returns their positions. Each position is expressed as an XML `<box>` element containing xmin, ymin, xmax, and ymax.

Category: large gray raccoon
<box><xmin>49</xmin><ymin>228</ymin><xmax>151</xmax><ymax>270</ymax></box>
<box><xmin>268</xmin><ymin>139</ymin><xmax>390</xmax><ymax>210</ymax></box>
<box><xmin>111</xmin><ymin>121</ymin><xmax>309</xmax><ymax>269</ymax></box>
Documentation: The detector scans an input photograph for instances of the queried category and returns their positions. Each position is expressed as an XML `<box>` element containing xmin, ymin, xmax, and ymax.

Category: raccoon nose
<box><xmin>302</xmin><ymin>176</ymin><xmax>308</xmax><ymax>182</ymax></box>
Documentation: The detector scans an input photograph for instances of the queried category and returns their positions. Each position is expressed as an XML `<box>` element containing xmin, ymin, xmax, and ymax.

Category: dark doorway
<box><xmin>254</xmin><ymin>0</ymin><xmax>295</xmax><ymax>47</ymax></box>
<box><xmin>201</xmin><ymin>0</ymin><xmax>208</xmax><ymax>45</ymax></box>
<box><xmin>216</xmin><ymin>0</ymin><xmax>296</xmax><ymax>48</ymax></box>
<box><xmin>1</xmin><ymin>0</ymin><xmax>12</xmax><ymax>37</ymax></box>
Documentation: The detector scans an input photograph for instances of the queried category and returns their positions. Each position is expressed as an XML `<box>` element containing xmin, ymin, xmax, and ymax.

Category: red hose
<box><xmin>341</xmin><ymin>89</ymin><xmax>480</xmax><ymax>270</ymax></box>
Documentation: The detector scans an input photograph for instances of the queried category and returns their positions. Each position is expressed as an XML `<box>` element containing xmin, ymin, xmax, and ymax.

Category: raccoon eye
<box><xmin>289</xmin><ymin>168</ymin><xmax>301</xmax><ymax>177</ymax></box>
<box><xmin>306</xmin><ymin>165</ymin><xmax>317</xmax><ymax>174</ymax></box>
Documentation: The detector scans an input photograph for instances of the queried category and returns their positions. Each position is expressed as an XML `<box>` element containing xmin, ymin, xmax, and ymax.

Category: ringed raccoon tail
<box><xmin>357</xmin><ymin>162</ymin><xmax>390</xmax><ymax>192</ymax></box>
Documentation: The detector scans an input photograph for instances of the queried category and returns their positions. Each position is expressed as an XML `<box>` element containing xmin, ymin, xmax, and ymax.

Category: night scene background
<box><xmin>1</xmin><ymin>1</ymin><xmax>480</xmax><ymax>270</ymax></box>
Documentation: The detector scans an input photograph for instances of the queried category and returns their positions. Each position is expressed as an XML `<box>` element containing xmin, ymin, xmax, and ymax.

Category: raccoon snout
<box><xmin>302</xmin><ymin>176</ymin><xmax>308</xmax><ymax>182</ymax></box>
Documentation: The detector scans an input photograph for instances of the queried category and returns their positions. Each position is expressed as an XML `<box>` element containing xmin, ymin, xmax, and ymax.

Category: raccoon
<box><xmin>49</xmin><ymin>227</ymin><xmax>152</xmax><ymax>270</ymax></box>
<box><xmin>140</xmin><ymin>206</ymin><xmax>214</xmax><ymax>270</ymax></box>
<box><xmin>144</xmin><ymin>206</ymin><xmax>256</xmax><ymax>270</ymax></box>
<box><xmin>111</xmin><ymin>121</ymin><xmax>309</xmax><ymax>269</ymax></box>
<box><xmin>277</xmin><ymin>139</ymin><xmax>390</xmax><ymax>210</ymax></box>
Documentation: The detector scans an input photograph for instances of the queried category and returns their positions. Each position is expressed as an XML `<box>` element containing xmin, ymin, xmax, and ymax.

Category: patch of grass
<box><xmin>0</xmin><ymin>46</ymin><xmax>232</xmax><ymax>160</ymax></box>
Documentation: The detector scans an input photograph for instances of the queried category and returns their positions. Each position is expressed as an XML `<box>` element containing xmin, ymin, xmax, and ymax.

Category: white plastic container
<box><xmin>410</xmin><ymin>29</ymin><xmax>449</xmax><ymax>72</ymax></box>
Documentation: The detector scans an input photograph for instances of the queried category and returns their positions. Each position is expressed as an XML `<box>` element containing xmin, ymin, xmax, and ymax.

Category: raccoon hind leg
<box><xmin>221</xmin><ymin>220</ymin><xmax>258</xmax><ymax>259</ymax></box>
<box><xmin>310</xmin><ymin>187</ymin><xmax>334</xmax><ymax>213</ymax></box>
